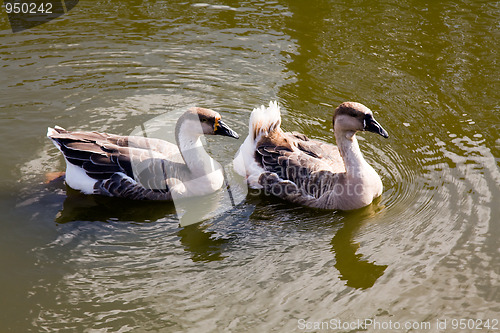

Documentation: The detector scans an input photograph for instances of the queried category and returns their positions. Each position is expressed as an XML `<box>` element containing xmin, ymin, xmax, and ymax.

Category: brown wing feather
<box><xmin>96</xmin><ymin>173</ymin><xmax>172</xmax><ymax>200</ymax></box>
<box><xmin>50</xmin><ymin>131</ymin><xmax>136</xmax><ymax>180</ymax></box>
<box><xmin>255</xmin><ymin>130</ymin><xmax>346</xmax><ymax>201</ymax></box>
<box><xmin>293</xmin><ymin>137</ymin><xmax>345</xmax><ymax>173</ymax></box>
<box><xmin>49</xmin><ymin>128</ymin><xmax>175</xmax><ymax>199</ymax></box>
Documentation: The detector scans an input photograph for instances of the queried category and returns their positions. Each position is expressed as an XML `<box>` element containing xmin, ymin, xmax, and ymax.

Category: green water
<box><xmin>0</xmin><ymin>1</ymin><xmax>498</xmax><ymax>332</ymax></box>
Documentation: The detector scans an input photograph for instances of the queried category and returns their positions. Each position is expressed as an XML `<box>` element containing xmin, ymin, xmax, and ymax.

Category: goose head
<box><xmin>177</xmin><ymin>107</ymin><xmax>239</xmax><ymax>139</ymax></box>
<box><xmin>333</xmin><ymin>102</ymin><xmax>389</xmax><ymax>140</ymax></box>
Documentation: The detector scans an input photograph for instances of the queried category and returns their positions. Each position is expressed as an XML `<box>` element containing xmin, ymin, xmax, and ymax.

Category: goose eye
<box><xmin>200</xmin><ymin>118</ymin><xmax>207</xmax><ymax>123</ymax></box>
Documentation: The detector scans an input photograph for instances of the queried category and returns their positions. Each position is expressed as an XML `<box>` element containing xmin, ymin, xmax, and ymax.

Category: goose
<box><xmin>47</xmin><ymin>107</ymin><xmax>239</xmax><ymax>200</ymax></box>
<box><xmin>233</xmin><ymin>101</ymin><xmax>389</xmax><ymax>210</ymax></box>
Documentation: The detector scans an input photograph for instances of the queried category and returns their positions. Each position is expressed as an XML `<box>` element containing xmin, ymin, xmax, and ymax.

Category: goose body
<box><xmin>234</xmin><ymin>101</ymin><xmax>389</xmax><ymax>210</ymax></box>
<box><xmin>48</xmin><ymin>107</ymin><xmax>239</xmax><ymax>200</ymax></box>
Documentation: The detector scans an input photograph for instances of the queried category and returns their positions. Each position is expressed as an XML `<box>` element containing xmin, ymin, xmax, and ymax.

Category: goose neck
<box><xmin>176</xmin><ymin>123</ymin><xmax>220</xmax><ymax>177</ymax></box>
<box><xmin>335</xmin><ymin>131</ymin><xmax>370</xmax><ymax>176</ymax></box>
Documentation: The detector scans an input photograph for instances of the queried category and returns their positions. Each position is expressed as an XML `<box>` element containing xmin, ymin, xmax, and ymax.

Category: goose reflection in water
<box><xmin>245</xmin><ymin>192</ymin><xmax>388</xmax><ymax>289</ymax></box>
<box><xmin>331</xmin><ymin>199</ymin><xmax>388</xmax><ymax>289</ymax></box>
<box><xmin>52</xmin><ymin>180</ymin><xmax>228</xmax><ymax>263</ymax></box>
<box><xmin>51</xmin><ymin>176</ymin><xmax>388</xmax><ymax>282</ymax></box>
<box><xmin>177</xmin><ymin>224</ymin><xmax>228</xmax><ymax>262</ymax></box>
<box><xmin>54</xmin><ymin>188</ymin><xmax>176</xmax><ymax>224</ymax></box>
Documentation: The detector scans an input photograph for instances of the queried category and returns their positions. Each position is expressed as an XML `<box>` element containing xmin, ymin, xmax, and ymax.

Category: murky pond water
<box><xmin>1</xmin><ymin>1</ymin><xmax>499</xmax><ymax>332</ymax></box>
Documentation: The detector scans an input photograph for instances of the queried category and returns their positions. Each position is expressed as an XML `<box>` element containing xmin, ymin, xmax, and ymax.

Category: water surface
<box><xmin>0</xmin><ymin>1</ymin><xmax>498</xmax><ymax>332</ymax></box>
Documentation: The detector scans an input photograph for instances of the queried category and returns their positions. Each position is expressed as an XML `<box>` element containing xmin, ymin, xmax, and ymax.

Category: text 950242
<box><xmin>3</xmin><ymin>2</ymin><xmax>53</xmax><ymax>14</ymax></box>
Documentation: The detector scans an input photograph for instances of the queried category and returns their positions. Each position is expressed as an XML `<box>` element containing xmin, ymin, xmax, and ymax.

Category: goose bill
<box><xmin>364</xmin><ymin>117</ymin><xmax>389</xmax><ymax>138</ymax></box>
<box><xmin>214</xmin><ymin>119</ymin><xmax>239</xmax><ymax>139</ymax></box>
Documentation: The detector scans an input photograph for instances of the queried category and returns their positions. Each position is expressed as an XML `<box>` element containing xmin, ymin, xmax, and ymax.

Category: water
<box><xmin>1</xmin><ymin>1</ymin><xmax>499</xmax><ymax>332</ymax></box>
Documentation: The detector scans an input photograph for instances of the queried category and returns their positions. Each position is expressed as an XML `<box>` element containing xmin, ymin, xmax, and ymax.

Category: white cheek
<box><xmin>182</xmin><ymin>119</ymin><xmax>205</xmax><ymax>136</ymax></box>
<box><xmin>202</xmin><ymin>122</ymin><xmax>214</xmax><ymax>134</ymax></box>
<box><xmin>335</xmin><ymin>115</ymin><xmax>364</xmax><ymax>132</ymax></box>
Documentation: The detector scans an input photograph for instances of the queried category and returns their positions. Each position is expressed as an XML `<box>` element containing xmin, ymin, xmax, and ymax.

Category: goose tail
<box><xmin>233</xmin><ymin>101</ymin><xmax>281</xmax><ymax>183</ymax></box>
<box><xmin>47</xmin><ymin>125</ymin><xmax>67</xmax><ymax>139</ymax></box>
<box><xmin>47</xmin><ymin>126</ymin><xmax>67</xmax><ymax>150</ymax></box>
<box><xmin>249</xmin><ymin>100</ymin><xmax>282</xmax><ymax>141</ymax></box>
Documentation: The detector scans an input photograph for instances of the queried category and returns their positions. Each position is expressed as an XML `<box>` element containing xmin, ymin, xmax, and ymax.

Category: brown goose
<box><xmin>47</xmin><ymin>107</ymin><xmax>239</xmax><ymax>200</ymax></box>
<box><xmin>233</xmin><ymin>101</ymin><xmax>389</xmax><ymax>210</ymax></box>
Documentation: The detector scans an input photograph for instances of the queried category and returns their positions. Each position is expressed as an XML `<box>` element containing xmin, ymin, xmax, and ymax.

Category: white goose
<box><xmin>48</xmin><ymin>107</ymin><xmax>239</xmax><ymax>200</ymax></box>
<box><xmin>234</xmin><ymin>101</ymin><xmax>389</xmax><ymax>210</ymax></box>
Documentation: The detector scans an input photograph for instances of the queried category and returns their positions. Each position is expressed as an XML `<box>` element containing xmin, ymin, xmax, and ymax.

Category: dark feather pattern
<box><xmin>48</xmin><ymin>127</ymin><xmax>172</xmax><ymax>199</ymax></box>
<box><xmin>254</xmin><ymin>130</ymin><xmax>347</xmax><ymax>203</ymax></box>
<box><xmin>96</xmin><ymin>173</ymin><xmax>172</xmax><ymax>201</ymax></box>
